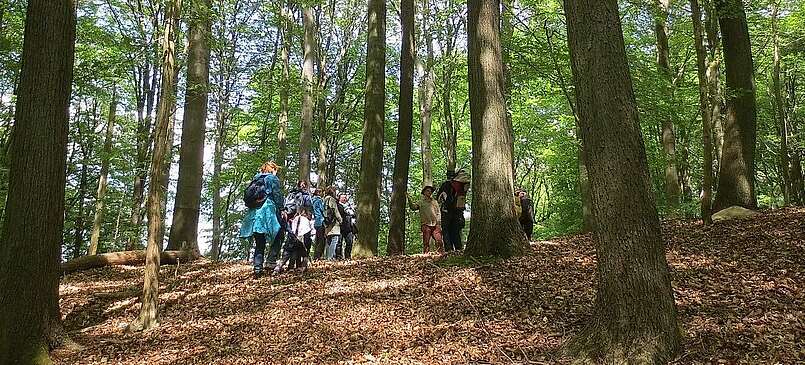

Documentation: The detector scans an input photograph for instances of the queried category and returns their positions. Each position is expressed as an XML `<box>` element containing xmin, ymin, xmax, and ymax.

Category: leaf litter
<box><xmin>53</xmin><ymin>208</ymin><xmax>805</xmax><ymax>364</ymax></box>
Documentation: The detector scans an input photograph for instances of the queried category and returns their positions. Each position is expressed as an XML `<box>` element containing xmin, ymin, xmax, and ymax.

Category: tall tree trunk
<box><xmin>355</xmin><ymin>0</ymin><xmax>386</xmax><ymax>257</ymax></box>
<box><xmin>442</xmin><ymin>36</ymin><xmax>458</xmax><ymax>174</ymax></box>
<box><xmin>771</xmin><ymin>4</ymin><xmax>789</xmax><ymax>206</ymax></box>
<box><xmin>129</xmin><ymin>0</ymin><xmax>182</xmax><ymax>332</ymax></box>
<box><xmin>464</xmin><ymin>0</ymin><xmax>527</xmax><ymax>257</ymax></box>
<box><xmin>277</xmin><ymin>7</ymin><xmax>290</xmax><ymax>182</ymax></box>
<box><xmin>387</xmin><ymin>0</ymin><xmax>415</xmax><ymax>256</ymax></box>
<box><xmin>129</xmin><ymin>66</ymin><xmax>158</xmax><ymax>250</ymax></box>
<box><xmin>787</xmin><ymin>75</ymin><xmax>803</xmax><ymax>204</ymax></box>
<box><xmin>89</xmin><ymin>89</ymin><xmax>118</xmax><ymax>254</ymax></box>
<box><xmin>299</xmin><ymin>6</ymin><xmax>316</xmax><ymax>187</ymax></box>
<box><xmin>712</xmin><ymin>0</ymin><xmax>758</xmax><ymax>212</ymax></box>
<box><xmin>72</xmin><ymin>157</ymin><xmax>89</xmax><ymax>258</ymax></box>
<box><xmin>167</xmin><ymin>0</ymin><xmax>212</xmax><ymax>253</ymax></box>
<box><xmin>691</xmin><ymin>0</ymin><xmax>714</xmax><ymax>223</ymax></box>
<box><xmin>563</xmin><ymin>0</ymin><xmax>681</xmax><ymax>361</ymax></box>
<box><xmin>704</xmin><ymin>2</ymin><xmax>723</xmax><ymax>181</ymax></box>
<box><xmin>210</xmin><ymin>100</ymin><xmax>227</xmax><ymax>260</ymax></box>
<box><xmin>418</xmin><ymin>0</ymin><xmax>435</xmax><ymax>187</ymax></box>
<box><xmin>0</xmin><ymin>0</ymin><xmax>75</xmax><ymax>362</ymax></box>
<box><xmin>654</xmin><ymin>0</ymin><xmax>681</xmax><ymax>207</ymax></box>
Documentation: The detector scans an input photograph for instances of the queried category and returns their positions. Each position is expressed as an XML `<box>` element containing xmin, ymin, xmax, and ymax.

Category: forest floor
<box><xmin>54</xmin><ymin>208</ymin><xmax>805</xmax><ymax>364</ymax></box>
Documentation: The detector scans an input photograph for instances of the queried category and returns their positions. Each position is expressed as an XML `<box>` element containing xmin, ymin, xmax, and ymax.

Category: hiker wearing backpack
<box><xmin>284</xmin><ymin>180</ymin><xmax>314</xmax><ymax>267</ymax></box>
<box><xmin>336</xmin><ymin>193</ymin><xmax>356</xmax><ymax>260</ymax></box>
<box><xmin>323</xmin><ymin>186</ymin><xmax>342</xmax><ymax>260</ymax></box>
<box><xmin>311</xmin><ymin>188</ymin><xmax>326</xmax><ymax>260</ymax></box>
<box><xmin>516</xmin><ymin>189</ymin><xmax>535</xmax><ymax>241</ymax></box>
<box><xmin>239</xmin><ymin>161</ymin><xmax>286</xmax><ymax>277</ymax></box>
<box><xmin>408</xmin><ymin>185</ymin><xmax>444</xmax><ymax>254</ymax></box>
<box><xmin>437</xmin><ymin>169</ymin><xmax>469</xmax><ymax>251</ymax></box>
<box><xmin>273</xmin><ymin>207</ymin><xmax>315</xmax><ymax>275</ymax></box>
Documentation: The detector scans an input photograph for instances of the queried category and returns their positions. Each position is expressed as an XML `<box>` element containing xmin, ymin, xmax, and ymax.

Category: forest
<box><xmin>0</xmin><ymin>0</ymin><xmax>804</xmax><ymax>363</ymax></box>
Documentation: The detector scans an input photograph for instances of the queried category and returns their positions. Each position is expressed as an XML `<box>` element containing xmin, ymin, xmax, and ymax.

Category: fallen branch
<box><xmin>61</xmin><ymin>250</ymin><xmax>200</xmax><ymax>274</ymax></box>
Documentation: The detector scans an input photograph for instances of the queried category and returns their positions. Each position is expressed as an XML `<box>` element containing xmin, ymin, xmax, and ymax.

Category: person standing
<box><xmin>336</xmin><ymin>193</ymin><xmax>356</xmax><ymax>260</ymax></box>
<box><xmin>240</xmin><ymin>161</ymin><xmax>285</xmax><ymax>277</ymax></box>
<box><xmin>274</xmin><ymin>208</ymin><xmax>315</xmax><ymax>275</ymax></box>
<box><xmin>408</xmin><ymin>186</ymin><xmax>444</xmax><ymax>254</ymax></box>
<box><xmin>516</xmin><ymin>189</ymin><xmax>535</xmax><ymax>241</ymax></box>
<box><xmin>323</xmin><ymin>186</ymin><xmax>342</xmax><ymax>260</ymax></box>
<box><xmin>437</xmin><ymin>169</ymin><xmax>469</xmax><ymax>251</ymax></box>
<box><xmin>284</xmin><ymin>180</ymin><xmax>313</xmax><ymax>268</ymax></box>
<box><xmin>311</xmin><ymin>187</ymin><xmax>326</xmax><ymax>260</ymax></box>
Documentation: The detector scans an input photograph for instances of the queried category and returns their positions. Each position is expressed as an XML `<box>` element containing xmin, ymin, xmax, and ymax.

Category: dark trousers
<box><xmin>278</xmin><ymin>233</ymin><xmax>311</xmax><ymax>270</ymax></box>
<box><xmin>336</xmin><ymin>231</ymin><xmax>354</xmax><ymax>260</ymax></box>
<box><xmin>443</xmin><ymin>211</ymin><xmax>464</xmax><ymax>251</ymax></box>
<box><xmin>253</xmin><ymin>233</ymin><xmax>268</xmax><ymax>273</ymax></box>
<box><xmin>267</xmin><ymin>219</ymin><xmax>285</xmax><ymax>267</ymax></box>
<box><xmin>313</xmin><ymin>226</ymin><xmax>326</xmax><ymax>260</ymax></box>
<box><xmin>520</xmin><ymin>220</ymin><xmax>534</xmax><ymax>240</ymax></box>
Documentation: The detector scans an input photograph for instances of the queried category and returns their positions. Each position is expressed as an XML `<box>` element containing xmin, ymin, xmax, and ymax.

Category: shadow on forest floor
<box><xmin>53</xmin><ymin>208</ymin><xmax>805</xmax><ymax>364</ymax></box>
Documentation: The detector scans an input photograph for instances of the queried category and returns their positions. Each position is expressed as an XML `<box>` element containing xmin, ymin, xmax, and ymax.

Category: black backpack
<box><xmin>437</xmin><ymin>180</ymin><xmax>457</xmax><ymax>211</ymax></box>
<box><xmin>285</xmin><ymin>190</ymin><xmax>313</xmax><ymax>217</ymax></box>
<box><xmin>337</xmin><ymin>203</ymin><xmax>351</xmax><ymax>233</ymax></box>
<box><xmin>243</xmin><ymin>175</ymin><xmax>268</xmax><ymax>209</ymax></box>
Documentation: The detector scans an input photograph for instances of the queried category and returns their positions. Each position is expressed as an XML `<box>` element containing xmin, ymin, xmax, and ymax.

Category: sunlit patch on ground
<box><xmin>53</xmin><ymin>208</ymin><xmax>805</xmax><ymax>364</ymax></box>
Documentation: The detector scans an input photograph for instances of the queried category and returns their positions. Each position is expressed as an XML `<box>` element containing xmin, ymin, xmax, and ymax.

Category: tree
<box><xmin>418</xmin><ymin>0</ymin><xmax>435</xmax><ymax>187</ymax></box>
<box><xmin>299</xmin><ymin>6</ymin><xmax>317</xmax><ymax>187</ymax></box>
<box><xmin>167</xmin><ymin>0</ymin><xmax>212</xmax><ymax>253</ymax></box>
<box><xmin>387</xmin><ymin>0</ymin><xmax>415</xmax><ymax>256</ymax></box>
<box><xmin>128</xmin><ymin>0</ymin><xmax>182</xmax><ymax>332</ymax></box>
<box><xmin>277</xmin><ymin>5</ymin><xmax>290</xmax><ymax>182</ymax></box>
<box><xmin>771</xmin><ymin>2</ymin><xmax>790</xmax><ymax>206</ymax></box>
<box><xmin>90</xmin><ymin>88</ymin><xmax>118</xmax><ymax>254</ymax></box>
<box><xmin>653</xmin><ymin>0</ymin><xmax>681</xmax><ymax>207</ymax></box>
<box><xmin>690</xmin><ymin>0</ymin><xmax>714</xmax><ymax>223</ymax></box>
<box><xmin>563</xmin><ymin>0</ymin><xmax>681</xmax><ymax>361</ymax></box>
<box><xmin>354</xmin><ymin>0</ymin><xmax>386</xmax><ymax>258</ymax></box>
<box><xmin>712</xmin><ymin>0</ymin><xmax>758</xmax><ymax>211</ymax></box>
<box><xmin>0</xmin><ymin>0</ymin><xmax>75</xmax><ymax>362</ymax></box>
<box><xmin>464</xmin><ymin>0</ymin><xmax>527</xmax><ymax>257</ymax></box>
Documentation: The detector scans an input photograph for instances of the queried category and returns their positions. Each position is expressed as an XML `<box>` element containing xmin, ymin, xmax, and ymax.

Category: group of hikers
<box><xmin>239</xmin><ymin>161</ymin><xmax>536</xmax><ymax>277</ymax></box>
<box><xmin>239</xmin><ymin>161</ymin><xmax>356</xmax><ymax>277</ymax></box>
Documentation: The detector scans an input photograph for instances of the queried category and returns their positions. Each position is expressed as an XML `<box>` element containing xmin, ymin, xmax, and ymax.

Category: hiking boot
<box><xmin>253</xmin><ymin>269</ymin><xmax>263</xmax><ymax>279</ymax></box>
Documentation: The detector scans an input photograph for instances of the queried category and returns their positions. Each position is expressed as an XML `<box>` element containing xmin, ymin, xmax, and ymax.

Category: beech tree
<box><xmin>564</xmin><ymin>0</ymin><xmax>681</xmax><ymax>361</ymax></box>
<box><xmin>128</xmin><ymin>0</ymin><xmax>182</xmax><ymax>332</ymax></box>
<box><xmin>387</xmin><ymin>0</ymin><xmax>415</xmax><ymax>256</ymax></box>
<box><xmin>712</xmin><ymin>0</ymin><xmax>758</xmax><ymax>211</ymax></box>
<box><xmin>89</xmin><ymin>89</ymin><xmax>118</xmax><ymax>254</ymax></box>
<box><xmin>0</xmin><ymin>0</ymin><xmax>76</xmax><ymax>362</ymax></box>
<box><xmin>355</xmin><ymin>0</ymin><xmax>386</xmax><ymax>257</ymax></box>
<box><xmin>690</xmin><ymin>0</ymin><xmax>714</xmax><ymax>223</ymax></box>
<box><xmin>168</xmin><ymin>0</ymin><xmax>212</xmax><ymax>253</ymax></box>
<box><xmin>299</xmin><ymin>6</ymin><xmax>317</xmax><ymax>186</ymax></box>
<box><xmin>653</xmin><ymin>0</ymin><xmax>681</xmax><ymax>207</ymax></box>
<box><xmin>464</xmin><ymin>0</ymin><xmax>527</xmax><ymax>257</ymax></box>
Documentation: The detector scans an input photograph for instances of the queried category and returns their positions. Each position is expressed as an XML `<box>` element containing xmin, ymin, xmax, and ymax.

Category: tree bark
<box><xmin>464</xmin><ymin>0</ymin><xmax>527</xmax><ymax>257</ymax></box>
<box><xmin>129</xmin><ymin>65</ymin><xmax>158</xmax><ymax>251</ymax></box>
<box><xmin>167</xmin><ymin>0</ymin><xmax>212</xmax><ymax>253</ymax></box>
<box><xmin>355</xmin><ymin>0</ymin><xmax>386</xmax><ymax>257</ymax></box>
<box><xmin>62</xmin><ymin>250</ymin><xmax>199</xmax><ymax>274</ymax></box>
<box><xmin>691</xmin><ymin>0</ymin><xmax>714</xmax><ymax>223</ymax></box>
<box><xmin>653</xmin><ymin>0</ymin><xmax>681</xmax><ymax>207</ymax></box>
<box><xmin>387</xmin><ymin>0</ymin><xmax>415</xmax><ymax>256</ymax></box>
<box><xmin>72</xmin><ymin>153</ymin><xmax>89</xmax><ymax>258</ymax></box>
<box><xmin>0</xmin><ymin>0</ymin><xmax>75</xmax><ymax>362</ymax></box>
<box><xmin>129</xmin><ymin>0</ymin><xmax>182</xmax><ymax>332</ymax></box>
<box><xmin>299</xmin><ymin>6</ymin><xmax>317</xmax><ymax>187</ymax></box>
<box><xmin>210</xmin><ymin>107</ymin><xmax>225</xmax><ymax>260</ymax></box>
<box><xmin>787</xmin><ymin>74</ymin><xmax>803</xmax><ymax>204</ymax></box>
<box><xmin>712</xmin><ymin>0</ymin><xmax>758</xmax><ymax>211</ymax></box>
<box><xmin>563</xmin><ymin>0</ymin><xmax>681</xmax><ymax>361</ymax></box>
<box><xmin>419</xmin><ymin>0</ymin><xmax>435</xmax><ymax>187</ymax></box>
<box><xmin>771</xmin><ymin>4</ymin><xmax>790</xmax><ymax>206</ymax></box>
<box><xmin>442</xmin><ymin>26</ymin><xmax>458</xmax><ymax>174</ymax></box>
<box><xmin>277</xmin><ymin>6</ymin><xmax>290</xmax><ymax>182</ymax></box>
<box><xmin>704</xmin><ymin>2</ymin><xmax>723</xmax><ymax>181</ymax></box>
<box><xmin>89</xmin><ymin>88</ymin><xmax>118</xmax><ymax>254</ymax></box>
